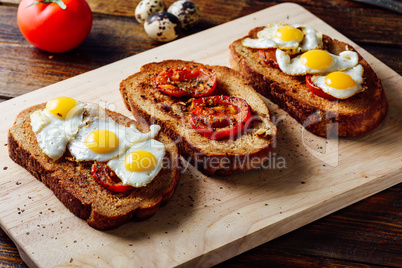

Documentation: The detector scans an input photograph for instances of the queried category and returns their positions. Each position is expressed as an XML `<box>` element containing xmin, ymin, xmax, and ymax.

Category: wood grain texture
<box><xmin>219</xmin><ymin>185</ymin><xmax>402</xmax><ymax>268</ymax></box>
<box><xmin>0</xmin><ymin>0</ymin><xmax>400</xmax><ymax>99</ymax></box>
<box><xmin>0</xmin><ymin>0</ymin><xmax>401</xmax><ymax>267</ymax></box>
<box><xmin>219</xmin><ymin>184</ymin><xmax>402</xmax><ymax>267</ymax></box>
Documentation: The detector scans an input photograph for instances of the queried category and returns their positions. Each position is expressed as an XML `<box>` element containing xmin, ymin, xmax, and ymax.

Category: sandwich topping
<box><xmin>242</xmin><ymin>23</ymin><xmax>323</xmax><ymax>53</ymax></box>
<box><xmin>189</xmin><ymin>95</ymin><xmax>252</xmax><ymax>140</ymax></box>
<box><xmin>154</xmin><ymin>65</ymin><xmax>217</xmax><ymax>97</ymax></box>
<box><xmin>154</xmin><ymin>64</ymin><xmax>254</xmax><ymax>140</ymax></box>
<box><xmin>30</xmin><ymin>97</ymin><xmax>165</xmax><ymax>192</ymax></box>
<box><xmin>242</xmin><ymin>23</ymin><xmax>365</xmax><ymax>100</ymax></box>
<box><xmin>306</xmin><ymin>64</ymin><xmax>364</xmax><ymax>100</ymax></box>
<box><xmin>91</xmin><ymin>162</ymin><xmax>134</xmax><ymax>192</ymax></box>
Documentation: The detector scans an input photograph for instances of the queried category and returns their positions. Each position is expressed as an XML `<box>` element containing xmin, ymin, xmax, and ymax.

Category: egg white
<box><xmin>276</xmin><ymin>49</ymin><xmax>359</xmax><ymax>76</ymax></box>
<box><xmin>30</xmin><ymin>101</ymin><xmax>84</xmax><ymax>160</ymax></box>
<box><xmin>68</xmin><ymin>104</ymin><xmax>161</xmax><ymax>162</ymax></box>
<box><xmin>242</xmin><ymin>23</ymin><xmax>323</xmax><ymax>53</ymax></box>
<box><xmin>311</xmin><ymin>64</ymin><xmax>364</xmax><ymax>99</ymax></box>
<box><xmin>107</xmin><ymin>139</ymin><xmax>165</xmax><ymax>187</ymax></box>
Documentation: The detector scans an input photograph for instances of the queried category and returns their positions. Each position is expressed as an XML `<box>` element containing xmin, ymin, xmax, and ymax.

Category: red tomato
<box><xmin>17</xmin><ymin>0</ymin><xmax>92</xmax><ymax>53</ymax></box>
<box><xmin>305</xmin><ymin>74</ymin><xmax>337</xmax><ymax>100</ymax></box>
<box><xmin>258</xmin><ymin>48</ymin><xmax>279</xmax><ymax>68</ymax></box>
<box><xmin>91</xmin><ymin>162</ymin><xmax>134</xmax><ymax>193</ymax></box>
<box><xmin>189</xmin><ymin>95</ymin><xmax>252</xmax><ymax>140</ymax></box>
<box><xmin>154</xmin><ymin>65</ymin><xmax>217</xmax><ymax>97</ymax></box>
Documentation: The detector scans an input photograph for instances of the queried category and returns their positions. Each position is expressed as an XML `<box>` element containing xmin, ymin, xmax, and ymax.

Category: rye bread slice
<box><xmin>229</xmin><ymin>26</ymin><xmax>388</xmax><ymax>137</ymax></box>
<box><xmin>119</xmin><ymin>60</ymin><xmax>277</xmax><ymax>176</ymax></box>
<box><xmin>8</xmin><ymin>103</ymin><xmax>180</xmax><ymax>230</ymax></box>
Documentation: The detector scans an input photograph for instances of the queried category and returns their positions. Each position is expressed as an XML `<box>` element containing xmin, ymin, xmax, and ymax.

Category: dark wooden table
<box><xmin>1</xmin><ymin>0</ymin><xmax>401</xmax><ymax>267</ymax></box>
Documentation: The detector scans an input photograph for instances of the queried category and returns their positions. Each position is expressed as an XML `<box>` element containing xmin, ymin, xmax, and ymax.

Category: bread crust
<box><xmin>8</xmin><ymin>103</ymin><xmax>181</xmax><ymax>230</ymax></box>
<box><xmin>120</xmin><ymin>60</ymin><xmax>277</xmax><ymax>176</ymax></box>
<box><xmin>229</xmin><ymin>27</ymin><xmax>388</xmax><ymax>137</ymax></box>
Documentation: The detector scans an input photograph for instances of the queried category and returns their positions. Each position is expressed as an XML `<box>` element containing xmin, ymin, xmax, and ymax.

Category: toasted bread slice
<box><xmin>8</xmin><ymin>103</ymin><xmax>180</xmax><ymax>230</ymax></box>
<box><xmin>229</xmin><ymin>26</ymin><xmax>388</xmax><ymax>137</ymax></box>
<box><xmin>120</xmin><ymin>60</ymin><xmax>277</xmax><ymax>176</ymax></box>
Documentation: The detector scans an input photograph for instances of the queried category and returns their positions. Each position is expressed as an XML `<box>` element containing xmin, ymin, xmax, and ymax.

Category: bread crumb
<box><xmin>256</xmin><ymin>128</ymin><xmax>272</xmax><ymax>138</ymax></box>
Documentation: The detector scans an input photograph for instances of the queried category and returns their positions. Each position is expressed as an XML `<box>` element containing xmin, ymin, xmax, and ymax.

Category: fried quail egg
<box><xmin>107</xmin><ymin>138</ymin><xmax>165</xmax><ymax>187</ymax></box>
<box><xmin>242</xmin><ymin>23</ymin><xmax>323</xmax><ymax>53</ymax></box>
<box><xmin>276</xmin><ymin>49</ymin><xmax>359</xmax><ymax>76</ymax></box>
<box><xmin>167</xmin><ymin>0</ymin><xmax>200</xmax><ymax>30</ymax></box>
<box><xmin>144</xmin><ymin>11</ymin><xmax>181</xmax><ymax>42</ymax></box>
<box><xmin>135</xmin><ymin>0</ymin><xmax>166</xmax><ymax>24</ymax></box>
<box><xmin>30</xmin><ymin>97</ymin><xmax>84</xmax><ymax>160</ymax></box>
<box><xmin>310</xmin><ymin>64</ymin><xmax>364</xmax><ymax>99</ymax></box>
<box><xmin>68</xmin><ymin>104</ymin><xmax>161</xmax><ymax>162</ymax></box>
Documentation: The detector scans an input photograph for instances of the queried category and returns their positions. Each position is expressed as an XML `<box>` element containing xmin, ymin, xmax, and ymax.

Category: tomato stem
<box><xmin>27</xmin><ymin>0</ymin><xmax>67</xmax><ymax>9</ymax></box>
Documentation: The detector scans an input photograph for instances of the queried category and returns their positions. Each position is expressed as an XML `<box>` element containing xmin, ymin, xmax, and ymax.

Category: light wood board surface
<box><xmin>0</xmin><ymin>3</ymin><xmax>401</xmax><ymax>267</ymax></box>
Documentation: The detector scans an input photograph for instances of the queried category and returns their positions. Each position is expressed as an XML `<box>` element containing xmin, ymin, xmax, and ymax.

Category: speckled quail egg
<box><xmin>167</xmin><ymin>0</ymin><xmax>200</xmax><ymax>30</ymax></box>
<box><xmin>135</xmin><ymin>0</ymin><xmax>166</xmax><ymax>24</ymax></box>
<box><xmin>144</xmin><ymin>11</ymin><xmax>181</xmax><ymax>42</ymax></box>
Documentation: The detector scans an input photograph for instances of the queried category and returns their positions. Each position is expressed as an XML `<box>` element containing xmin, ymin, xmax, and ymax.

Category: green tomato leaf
<box><xmin>54</xmin><ymin>0</ymin><xmax>67</xmax><ymax>9</ymax></box>
<box><xmin>27</xmin><ymin>0</ymin><xmax>67</xmax><ymax>10</ymax></box>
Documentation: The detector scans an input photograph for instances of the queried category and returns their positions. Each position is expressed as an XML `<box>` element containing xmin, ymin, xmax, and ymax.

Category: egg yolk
<box><xmin>46</xmin><ymin>97</ymin><xmax>77</xmax><ymax>120</ymax></box>
<box><xmin>300</xmin><ymin>50</ymin><xmax>333</xmax><ymax>70</ymax></box>
<box><xmin>274</xmin><ymin>25</ymin><xmax>304</xmax><ymax>42</ymax></box>
<box><xmin>325</xmin><ymin>71</ymin><xmax>356</xmax><ymax>90</ymax></box>
<box><xmin>125</xmin><ymin>150</ymin><xmax>157</xmax><ymax>172</ymax></box>
<box><xmin>85</xmin><ymin>130</ymin><xmax>119</xmax><ymax>154</ymax></box>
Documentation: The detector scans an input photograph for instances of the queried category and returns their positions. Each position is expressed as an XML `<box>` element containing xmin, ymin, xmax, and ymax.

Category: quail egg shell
<box><xmin>167</xmin><ymin>0</ymin><xmax>200</xmax><ymax>30</ymax></box>
<box><xmin>135</xmin><ymin>0</ymin><xmax>166</xmax><ymax>24</ymax></box>
<box><xmin>144</xmin><ymin>11</ymin><xmax>181</xmax><ymax>42</ymax></box>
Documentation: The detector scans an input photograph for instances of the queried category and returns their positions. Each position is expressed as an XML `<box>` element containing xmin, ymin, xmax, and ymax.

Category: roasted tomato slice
<box><xmin>305</xmin><ymin>74</ymin><xmax>337</xmax><ymax>100</ymax></box>
<box><xmin>189</xmin><ymin>95</ymin><xmax>252</xmax><ymax>140</ymax></box>
<box><xmin>258</xmin><ymin>48</ymin><xmax>279</xmax><ymax>68</ymax></box>
<box><xmin>91</xmin><ymin>162</ymin><xmax>134</xmax><ymax>192</ymax></box>
<box><xmin>154</xmin><ymin>65</ymin><xmax>217</xmax><ymax>97</ymax></box>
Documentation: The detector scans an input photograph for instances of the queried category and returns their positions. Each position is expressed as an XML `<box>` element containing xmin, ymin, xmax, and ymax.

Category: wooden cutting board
<box><xmin>0</xmin><ymin>3</ymin><xmax>401</xmax><ymax>267</ymax></box>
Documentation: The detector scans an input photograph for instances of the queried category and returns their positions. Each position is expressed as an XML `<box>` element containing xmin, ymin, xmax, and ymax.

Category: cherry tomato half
<box><xmin>91</xmin><ymin>162</ymin><xmax>134</xmax><ymax>193</ymax></box>
<box><xmin>17</xmin><ymin>0</ymin><xmax>92</xmax><ymax>53</ymax></box>
<box><xmin>189</xmin><ymin>95</ymin><xmax>252</xmax><ymax>140</ymax></box>
<box><xmin>305</xmin><ymin>74</ymin><xmax>337</xmax><ymax>100</ymax></box>
<box><xmin>258</xmin><ymin>48</ymin><xmax>279</xmax><ymax>68</ymax></box>
<box><xmin>154</xmin><ymin>65</ymin><xmax>217</xmax><ymax>97</ymax></box>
